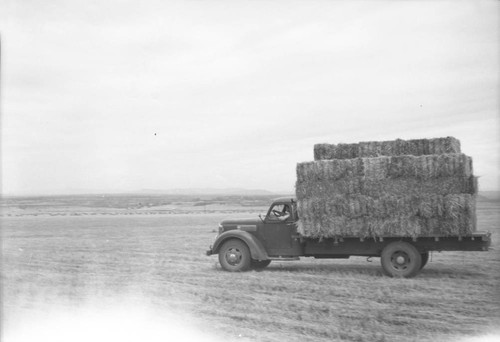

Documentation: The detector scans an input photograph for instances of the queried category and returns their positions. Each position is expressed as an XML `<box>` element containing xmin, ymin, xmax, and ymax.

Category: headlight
<box><xmin>218</xmin><ymin>223</ymin><xmax>223</xmax><ymax>234</ymax></box>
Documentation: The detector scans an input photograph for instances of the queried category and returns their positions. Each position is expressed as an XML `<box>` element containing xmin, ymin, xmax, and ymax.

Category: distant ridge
<box><xmin>137</xmin><ymin>188</ymin><xmax>286</xmax><ymax>196</ymax></box>
<box><xmin>478</xmin><ymin>191</ymin><xmax>500</xmax><ymax>202</ymax></box>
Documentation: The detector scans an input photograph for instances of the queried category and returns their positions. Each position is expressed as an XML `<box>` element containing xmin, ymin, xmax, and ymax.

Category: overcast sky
<box><xmin>1</xmin><ymin>0</ymin><xmax>499</xmax><ymax>195</ymax></box>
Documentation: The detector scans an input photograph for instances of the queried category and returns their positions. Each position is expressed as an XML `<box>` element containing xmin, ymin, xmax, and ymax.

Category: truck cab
<box><xmin>206</xmin><ymin>198</ymin><xmax>302</xmax><ymax>271</ymax></box>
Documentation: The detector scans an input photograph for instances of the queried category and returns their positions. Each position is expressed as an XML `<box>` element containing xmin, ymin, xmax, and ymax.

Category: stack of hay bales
<box><xmin>296</xmin><ymin>137</ymin><xmax>477</xmax><ymax>238</ymax></box>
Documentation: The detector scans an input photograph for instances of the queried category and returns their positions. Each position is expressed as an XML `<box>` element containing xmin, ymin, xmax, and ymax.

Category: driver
<box><xmin>271</xmin><ymin>204</ymin><xmax>290</xmax><ymax>221</ymax></box>
<box><xmin>278</xmin><ymin>206</ymin><xmax>290</xmax><ymax>221</ymax></box>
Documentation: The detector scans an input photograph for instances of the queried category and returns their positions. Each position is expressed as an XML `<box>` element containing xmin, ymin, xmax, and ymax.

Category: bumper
<box><xmin>206</xmin><ymin>246</ymin><xmax>213</xmax><ymax>256</ymax></box>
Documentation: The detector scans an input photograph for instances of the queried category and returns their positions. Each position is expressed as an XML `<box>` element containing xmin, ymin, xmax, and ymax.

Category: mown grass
<box><xmin>2</xmin><ymin>202</ymin><xmax>499</xmax><ymax>342</ymax></box>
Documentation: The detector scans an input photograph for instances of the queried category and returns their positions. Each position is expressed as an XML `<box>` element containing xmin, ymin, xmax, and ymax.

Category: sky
<box><xmin>1</xmin><ymin>0</ymin><xmax>499</xmax><ymax>195</ymax></box>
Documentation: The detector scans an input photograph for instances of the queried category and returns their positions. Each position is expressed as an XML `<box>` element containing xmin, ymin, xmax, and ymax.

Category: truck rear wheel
<box><xmin>251</xmin><ymin>259</ymin><xmax>271</xmax><ymax>270</ymax></box>
<box><xmin>381</xmin><ymin>241</ymin><xmax>422</xmax><ymax>278</ymax></box>
<box><xmin>218</xmin><ymin>239</ymin><xmax>251</xmax><ymax>272</ymax></box>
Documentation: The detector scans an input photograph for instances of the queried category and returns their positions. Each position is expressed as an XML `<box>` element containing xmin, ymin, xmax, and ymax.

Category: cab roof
<box><xmin>272</xmin><ymin>197</ymin><xmax>296</xmax><ymax>204</ymax></box>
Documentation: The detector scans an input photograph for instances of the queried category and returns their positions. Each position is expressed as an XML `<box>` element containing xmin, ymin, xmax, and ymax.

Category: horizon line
<box><xmin>1</xmin><ymin>190</ymin><xmax>499</xmax><ymax>198</ymax></box>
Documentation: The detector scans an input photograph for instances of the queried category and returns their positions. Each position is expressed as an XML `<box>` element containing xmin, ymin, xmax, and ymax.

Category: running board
<box><xmin>268</xmin><ymin>257</ymin><xmax>300</xmax><ymax>261</ymax></box>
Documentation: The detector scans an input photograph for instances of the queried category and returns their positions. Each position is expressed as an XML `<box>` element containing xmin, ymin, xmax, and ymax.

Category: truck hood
<box><xmin>220</xmin><ymin>217</ymin><xmax>261</xmax><ymax>227</ymax></box>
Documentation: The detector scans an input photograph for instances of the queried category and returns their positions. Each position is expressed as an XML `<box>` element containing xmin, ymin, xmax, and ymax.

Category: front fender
<box><xmin>210</xmin><ymin>230</ymin><xmax>269</xmax><ymax>261</ymax></box>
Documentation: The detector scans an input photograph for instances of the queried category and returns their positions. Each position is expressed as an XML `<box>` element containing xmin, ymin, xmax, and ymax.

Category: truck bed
<box><xmin>301</xmin><ymin>231</ymin><xmax>491</xmax><ymax>257</ymax></box>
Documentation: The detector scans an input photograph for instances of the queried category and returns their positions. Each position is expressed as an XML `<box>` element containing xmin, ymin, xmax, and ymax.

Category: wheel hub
<box><xmin>226</xmin><ymin>249</ymin><xmax>241</xmax><ymax>265</ymax></box>
<box><xmin>228</xmin><ymin>253</ymin><xmax>238</xmax><ymax>262</ymax></box>
<box><xmin>391</xmin><ymin>251</ymin><xmax>409</xmax><ymax>270</ymax></box>
<box><xmin>396</xmin><ymin>256</ymin><xmax>406</xmax><ymax>265</ymax></box>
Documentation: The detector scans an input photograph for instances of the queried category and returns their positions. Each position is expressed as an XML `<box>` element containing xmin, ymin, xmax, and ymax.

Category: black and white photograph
<box><xmin>1</xmin><ymin>1</ymin><xmax>499</xmax><ymax>341</ymax></box>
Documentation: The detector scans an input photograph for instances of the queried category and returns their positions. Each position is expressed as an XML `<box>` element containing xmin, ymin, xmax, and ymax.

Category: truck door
<box><xmin>260</xmin><ymin>203</ymin><xmax>297</xmax><ymax>257</ymax></box>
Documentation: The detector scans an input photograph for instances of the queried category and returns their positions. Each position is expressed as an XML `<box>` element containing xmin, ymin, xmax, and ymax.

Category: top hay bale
<box><xmin>314</xmin><ymin>137</ymin><xmax>461</xmax><ymax>160</ymax></box>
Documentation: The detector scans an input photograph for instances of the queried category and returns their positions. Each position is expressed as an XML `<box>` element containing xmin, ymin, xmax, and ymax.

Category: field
<box><xmin>1</xmin><ymin>195</ymin><xmax>500</xmax><ymax>342</ymax></box>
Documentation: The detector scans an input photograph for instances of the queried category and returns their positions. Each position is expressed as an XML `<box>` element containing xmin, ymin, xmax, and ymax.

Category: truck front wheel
<box><xmin>218</xmin><ymin>239</ymin><xmax>251</xmax><ymax>272</ymax></box>
<box><xmin>381</xmin><ymin>241</ymin><xmax>422</xmax><ymax>278</ymax></box>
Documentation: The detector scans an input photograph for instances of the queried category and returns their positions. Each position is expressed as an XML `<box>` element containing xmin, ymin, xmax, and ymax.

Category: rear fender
<box><xmin>212</xmin><ymin>230</ymin><xmax>269</xmax><ymax>260</ymax></box>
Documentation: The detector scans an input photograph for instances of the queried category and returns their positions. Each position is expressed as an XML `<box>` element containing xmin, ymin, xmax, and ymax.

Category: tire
<box><xmin>251</xmin><ymin>259</ymin><xmax>271</xmax><ymax>270</ymax></box>
<box><xmin>381</xmin><ymin>241</ymin><xmax>422</xmax><ymax>278</ymax></box>
<box><xmin>218</xmin><ymin>239</ymin><xmax>251</xmax><ymax>272</ymax></box>
<box><xmin>420</xmin><ymin>252</ymin><xmax>429</xmax><ymax>269</ymax></box>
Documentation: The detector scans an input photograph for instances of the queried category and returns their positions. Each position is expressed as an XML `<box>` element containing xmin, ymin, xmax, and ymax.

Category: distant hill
<box><xmin>478</xmin><ymin>191</ymin><xmax>500</xmax><ymax>202</ymax></box>
<box><xmin>137</xmin><ymin>188</ymin><xmax>286</xmax><ymax>196</ymax></box>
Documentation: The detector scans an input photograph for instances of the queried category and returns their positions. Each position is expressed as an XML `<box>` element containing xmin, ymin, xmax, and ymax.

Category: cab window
<box><xmin>267</xmin><ymin>203</ymin><xmax>292</xmax><ymax>222</ymax></box>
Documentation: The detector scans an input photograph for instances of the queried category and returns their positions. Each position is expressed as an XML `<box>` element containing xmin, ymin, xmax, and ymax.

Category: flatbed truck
<box><xmin>206</xmin><ymin>197</ymin><xmax>491</xmax><ymax>277</ymax></box>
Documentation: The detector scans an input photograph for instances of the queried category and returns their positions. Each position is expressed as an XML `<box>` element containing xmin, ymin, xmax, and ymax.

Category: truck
<box><xmin>206</xmin><ymin>197</ymin><xmax>491</xmax><ymax>278</ymax></box>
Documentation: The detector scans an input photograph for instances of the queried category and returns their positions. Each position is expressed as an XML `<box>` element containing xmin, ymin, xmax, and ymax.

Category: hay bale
<box><xmin>296</xmin><ymin>194</ymin><xmax>476</xmax><ymax>238</ymax></box>
<box><xmin>298</xmin><ymin>194</ymin><xmax>475</xmax><ymax>221</ymax></box>
<box><xmin>296</xmin><ymin>178</ymin><xmax>364</xmax><ymax>199</ymax></box>
<box><xmin>384</xmin><ymin>153</ymin><xmax>472</xmax><ymax>178</ymax></box>
<box><xmin>296</xmin><ymin>176</ymin><xmax>476</xmax><ymax>200</ymax></box>
<box><xmin>298</xmin><ymin>154</ymin><xmax>472</xmax><ymax>182</ymax></box>
<box><xmin>362</xmin><ymin>177</ymin><xmax>477</xmax><ymax>197</ymax></box>
<box><xmin>297</xmin><ymin>198</ymin><xmax>370</xmax><ymax>238</ymax></box>
<box><xmin>366</xmin><ymin>216</ymin><xmax>423</xmax><ymax>238</ymax></box>
<box><xmin>296</xmin><ymin>154</ymin><xmax>476</xmax><ymax>199</ymax></box>
<box><xmin>296</xmin><ymin>158</ymin><xmax>364</xmax><ymax>183</ymax></box>
<box><xmin>314</xmin><ymin>137</ymin><xmax>461</xmax><ymax>160</ymax></box>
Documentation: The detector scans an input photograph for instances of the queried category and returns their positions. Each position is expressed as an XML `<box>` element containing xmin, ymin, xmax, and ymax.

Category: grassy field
<box><xmin>1</xmin><ymin>197</ymin><xmax>499</xmax><ymax>342</ymax></box>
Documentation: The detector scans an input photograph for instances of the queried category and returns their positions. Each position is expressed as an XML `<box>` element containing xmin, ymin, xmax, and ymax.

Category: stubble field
<box><xmin>1</xmin><ymin>196</ymin><xmax>500</xmax><ymax>342</ymax></box>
